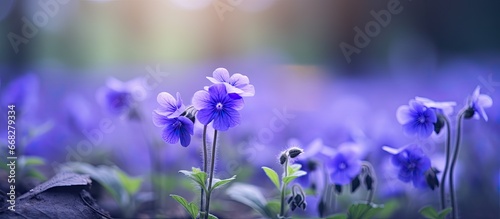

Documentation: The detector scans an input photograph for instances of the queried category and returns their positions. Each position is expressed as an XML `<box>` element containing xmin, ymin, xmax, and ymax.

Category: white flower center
<box><xmin>216</xmin><ymin>102</ymin><xmax>223</xmax><ymax>110</ymax></box>
<box><xmin>418</xmin><ymin>116</ymin><xmax>426</xmax><ymax>123</ymax></box>
<box><xmin>339</xmin><ymin>162</ymin><xmax>347</xmax><ymax>170</ymax></box>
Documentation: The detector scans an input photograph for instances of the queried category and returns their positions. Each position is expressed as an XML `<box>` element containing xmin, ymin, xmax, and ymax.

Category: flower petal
<box><xmin>197</xmin><ymin>108</ymin><xmax>216</xmax><ymax>125</ymax></box>
<box><xmin>222</xmin><ymin>82</ymin><xmax>245</xmax><ymax>95</ymax></box>
<box><xmin>402</xmin><ymin>122</ymin><xmax>418</xmax><ymax>137</ymax></box>
<box><xmin>152</xmin><ymin>111</ymin><xmax>171</xmax><ymax>127</ymax></box>
<box><xmin>212</xmin><ymin>68</ymin><xmax>230</xmax><ymax>82</ymax></box>
<box><xmin>416</xmin><ymin>156</ymin><xmax>431</xmax><ymax>174</ymax></box>
<box><xmin>178</xmin><ymin>116</ymin><xmax>194</xmax><ymax>147</ymax></box>
<box><xmin>478</xmin><ymin>94</ymin><xmax>493</xmax><ymax>108</ymax></box>
<box><xmin>239</xmin><ymin>84</ymin><xmax>255</xmax><ymax>97</ymax></box>
<box><xmin>331</xmin><ymin>170</ymin><xmax>350</xmax><ymax>185</ymax></box>
<box><xmin>382</xmin><ymin>146</ymin><xmax>402</xmax><ymax>155</ymax></box>
<box><xmin>162</xmin><ymin>123</ymin><xmax>180</xmax><ymax>144</ymax></box>
<box><xmin>175</xmin><ymin>92</ymin><xmax>183</xmax><ymax>109</ymax></box>
<box><xmin>157</xmin><ymin>92</ymin><xmax>178</xmax><ymax>114</ymax></box>
<box><xmin>346</xmin><ymin>160</ymin><xmax>361</xmax><ymax>177</ymax></box>
<box><xmin>213</xmin><ymin>108</ymin><xmax>241</xmax><ymax>131</ymax></box>
<box><xmin>396</xmin><ymin>105</ymin><xmax>413</xmax><ymax>124</ymax></box>
<box><xmin>477</xmin><ymin>104</ymin><xmax>489</xmax><ymax>121</ymax></box>
<box><xmin>425</xmin><ymin>108</ymin><xmax>437</xmax><ymax>123</ymax></box>
<box><xmin>229</xmin><ymin>73</ymin><xmax>250</xmax><ymax>87</ymax></box>
<box><xmin>397</xmin><ymin>167</ymin><xmax>412</xmax><ymax>183</ymax></box>
<box><xmin>417</xmin><ymin>122</ymin><xmax>434</xmax><ymax>138</ymax></box>
<box><xmin>392</xmin><ymin>151</ymin><xmax>409</xmax><ymax>167</ymax></box>
<box><xmin>208</xmin><ymin>83</ymin><xmax>228</xmax><ymax>100</ymax></box>
<box><xmin>472</xmin><ymin>86</ymin><xmax>481</xmax><ymax>100</ymax></box>
<box><xmin>226</xmin><ymin>95</ymin><xmax>245</xmax><ymax>110</ymax></box>
<box><xmin>192</xmin><ymin>90</ymin><xmax>212</xmax><ymax>110</ymax></box>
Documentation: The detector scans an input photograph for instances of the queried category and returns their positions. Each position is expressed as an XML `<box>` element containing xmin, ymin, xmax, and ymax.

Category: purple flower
<box><xmin>97</xmin><ymin>77</ymin><xmax>146</xmax><ymax>115</ymax></box>
<box><xmin>469</xmin><ymin>86</ymin><xmax>493</xmax><ymax>121</ymax></box>
<box><xmin>206</xmin><ymin>68</ymin><xmax>255</xmax><ymax>97</ymax></box>
<box><xmin>385</xmin><ymin>145</ymin><xmax>431</xmax><ymax>188</ymax></box>
<box><xmin>415</xmin><ymin>96</ymin><xmax>456</xmax><ymax>116</ymax></box>
<box><xmin>1</xmin><ymin>74</ymin><xmax>39</xmax><ymax>115</ymax></box>
<box><xmin>397</xmin><ymin>99</ymin><xmax>437</xmax><ymax>138</ymax></box>
<box><xmin>152</xmin><ymin>112</ymin><xmax>193</xmax><ymax>147</ymax></box>
<box><xmin>155</xmin><ymin>92</ymin><xmax>186</xmax><ymax>118</ymax></box>
<box><xmin>192</xmin><ymin>83</ymin><xmax>244</xmax><ymax>131</ymax></box>
<box><xmin>152</xmin><ymin>92</ymin><xmax>194</xmax><ymax>147</ymax></box>
<box><xmin>327</xmin><ymin>149</ymin><xmax>361</xmax><ymax>185</ymax></box>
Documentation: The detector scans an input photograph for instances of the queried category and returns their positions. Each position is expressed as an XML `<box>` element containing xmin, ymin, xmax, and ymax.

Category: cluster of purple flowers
<box><xmin>388</xmin><ymin>86</ymin><xmax>493</xmax><ymax>189</ymax></box>
<box><xmin>152</xmin><ymin>68</ymin><xmax>255</xmax><ymax>147</ymax></box>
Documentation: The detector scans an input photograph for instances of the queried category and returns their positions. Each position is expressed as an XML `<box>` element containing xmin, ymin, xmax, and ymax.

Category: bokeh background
<box><xmin>1</xmin><ymin>0</ymin><xmax>499</xmax><ymax>218</ymax></box>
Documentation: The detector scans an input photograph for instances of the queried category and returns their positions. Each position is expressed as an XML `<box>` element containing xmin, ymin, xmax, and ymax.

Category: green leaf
<box><xmin>326</xmin><ymin>214</ymin><xmax>348</xmax><ymax>219</ymax></box>
<box><xmin>27</xmin><ymin>169</ymin><xmax>47</xmax><ymax>181</ymax></box>
<box><xmin>207</xmin><ymin>213</ymin><xmax>218</xmax><ymax>219</ymax></box>
<box><xmin>60</xmin><ymin>163</ymin><xmax>131</xmax><ymax>208</ymax></box>
<box><xmin>226</xmin><ymin>183</ymin><xmax>276</xmax><ymax>219</ymax></box>
<box><xmin>438</xmin><ymin>208</ymin><xmax>452</xmax><ymax>219</ymax></box>
<box><xmin>347</xmin><ymin>203</ymin><xmax>384</xmax><ymax>219</ymax></box>
<box><xmin>18</xmin><ymin>156</ymin><xmax>45</xmax><ymax>167</ymax></box>
<box><xmin>265</xmin><ymin>200</ymin><xmax>281</xmax><ymax>216</ymax></box>
<box><xmin>179</xmin><ymin>167</ymin><xmax>207</xmax><ymax>192</ymax></box>
<box><xmin>116</xmin><ymin>169</ymin><xmax>143</xmax><ymax>195</ymax></box>
<box><xmin>170</xmin><ymin>194</ymin><xmax>198</xmax><ymax>219</ymax></box>
<box><xmin>283</xmin><ymin>170</ymin><xmax>307</xmax><ymax>184</ymax></box>
<box><xmin>210</xmin><ymin>175</ymin><xmax>236</xmax><ymax>192</ymax></box>
<box><xmin>287</xmin><ymin>164</ymin><xmax>302</xmax><ymax>175</ymax></box>
<box><xmin>262</xmin><ymin>167</ymin><xmax>280</xmax><ymax>190</ymax></box>
<box><xmin>375</xmin><ymin>199</ymin><xmax>400</xmax><ymax>218</ymax></box>
<box><xmin>418</xmin><ymin>206</ymin><xmax>439</xmax><ymax>219</ymax></box>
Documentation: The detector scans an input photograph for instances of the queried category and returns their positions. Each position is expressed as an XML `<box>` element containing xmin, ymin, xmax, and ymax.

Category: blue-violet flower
<box><xmin>397</xmin><ymin>99</ymin><xmax>437</xmax><ymax>138</ymax></box>
<box><xmin>192</xmin><ymin>83</ymin><xmax>244</xmax><ymax>131</ymax></box>
<box><xmin>206</xmin><ymin>68</ymin><xmax>255</xmax><ymax>97</ymax></box>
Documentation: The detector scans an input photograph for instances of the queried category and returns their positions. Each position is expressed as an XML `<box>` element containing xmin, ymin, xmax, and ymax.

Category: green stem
<box><xmin>200</xmin><ymin>125</ymin><xmax>208</xmax><ymax>212</ymax></box>
<box><xmin>205</xmin><ymin>130</ymin><xmax>218</xmax><ymax>219</ymax></box>
<box><xmin>135</xmin><ymin>110</ymin><xmax>159</xmax><ymax>213</ymax></box>
<box><xmin>320</xmin><ymin>164</ymin><xmax>334</xmax><ymax>217</ymax></box>
<box><xmin>280</xmin><ymin>157</ymin><xmax>289</xmax><ymax>218</ymax></box>
<box><xmin>439</xmin><ymin>115</ymin><xmax>452</xmax><ymax>210</ymax></box>
<box><xmin>449</xmin><ymin>108</ymin><xmax>466</xmax><ymax>219</ymax></box>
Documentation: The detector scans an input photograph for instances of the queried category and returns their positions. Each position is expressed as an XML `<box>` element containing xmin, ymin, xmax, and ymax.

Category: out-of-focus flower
<box><xmin>385</xmin><ymin>144</ymin><xmax>431</xmax><ymax>188</ymax></box>
<box><xmin>62</xmin><ymin>94</ymin><xmax>93</xmax><ymax>132</ymax></box>
<box><xmin>397</xmin><ymin>99</ymin><xmax>437</xmax><ymax>138</ymax></box>
<box><xmin>327</xmin><ymin>149</ymin><xmax>362</xmax><ymax>185</ymax></box>
<box><xmin>152</xmin><ymin>111</ymin><xmax>194</xmax><ymax>147</ymax></box>
<box><xmin>155</xmin><ymin>92</ymin><xmax>186</xmax><ymax>118</ymax></box>
<box><xmin>97</xmin><ymin>77</ymin><xmax>146</xmax><ymax>115</ymax></box>
<box><xmin>467</xmin><ymin>86</ymin><xmax>493</xmax><ymax>121</ymax></box>
<box><xmin>206</xmin><ymin>68</ymin><xmax>255</xmax><ymax>97</ymax></box>
<box><xmin>1</xmin><ymin>73</ymin><xmax>39</xmax><ymax>115</ymax></box>
<box><xmin>415</xmin><ymin>96</ymin><xmax>456</xmax><ymax>116</ymax></box>
<box><xmin>193</xmin><ymin>83</ymin><xmax>244</xmax><ymax>131</ymax></box>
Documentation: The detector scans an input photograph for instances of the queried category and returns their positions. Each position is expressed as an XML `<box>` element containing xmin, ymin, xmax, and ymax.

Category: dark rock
<box><xmin>0</xmin><ymin>172</ymin><xmax>111</xmax><ymax>219</ymax></box>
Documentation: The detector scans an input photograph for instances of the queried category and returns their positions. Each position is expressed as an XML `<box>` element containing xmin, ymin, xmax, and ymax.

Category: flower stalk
<box><xmin>204</xmin><ymin>130</ymin><xmax>218</xmax><ymax>219</ymax></box>
<box><xmin>439</xmin><ymin>114</ymin><xmax>452</xmax><ymax>210</ymax></box>
<box><xmin>449</xmin><ymin>107</ymin><xmax>467</xmax><ymax>219</ymax></box>
<box><xmin>280</xmin><ymin>156</ymin><xmax>289</xmax><ymax>218</ymax></box>
<box><xmin>200</xmin><ymin>125</ymin><xmax>208</xmax><ymax>212</ymax></box>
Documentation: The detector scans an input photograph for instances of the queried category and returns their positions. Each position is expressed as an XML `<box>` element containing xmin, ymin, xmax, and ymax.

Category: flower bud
<box><xmin>288</xmin><ymin>147</ymin><xmax>303</xmax><ymax>158</ymax></box>
<box><xmin>279</xmin><ymin>152</ymin><xmax>288</xmax><ymax>165</ymax></box>
<box><xmin>464</xmin><ymin>107</ymin><xmax>475</xmax><ymax>119</ymax></box>
<box><xmin>433</xmin><ymin>115</ymin><xmax>445</xmax><ymax>134</ymax></box>
<box><xmin>425</xmin><ymin>167</ymin><xmax>440</xmax><ymax>190</ymax></box>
